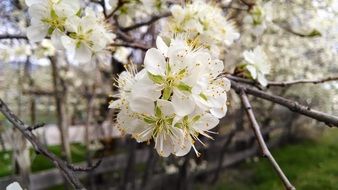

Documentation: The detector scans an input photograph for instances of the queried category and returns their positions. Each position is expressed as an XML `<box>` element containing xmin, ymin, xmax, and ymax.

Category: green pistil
<box><xmin>42</xmin><ymin>9</ymin><xmax>66</xmax><ymax>33</ymax></box>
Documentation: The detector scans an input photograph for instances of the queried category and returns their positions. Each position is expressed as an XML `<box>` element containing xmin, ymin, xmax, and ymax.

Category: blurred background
<box><xmin>1</xmin><ymin>0</ymin><xmax>338</xmax><ymax>189</ymax></box>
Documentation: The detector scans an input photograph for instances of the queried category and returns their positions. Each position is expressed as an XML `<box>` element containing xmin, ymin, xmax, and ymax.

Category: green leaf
<box><xmin>199</xmin><ymin>93</ymin><xmax>208</xmax><ymax>101</ymax></box>
<box><xmin>183</xmin><ymin>116</ymin><xmax>189</xmax><ymax>122</ymax></box>
<box><xmin>177</xmin><ymin>82</ymin><xmax>192</xmax><ymax>93</ymax></box>
<box><xmin>174</xmin><ymin>123</ymin><xmax>183</xmax><ymax>129</ymax></box>
<box><xmin>165</xmin><ymin>63</ymin><xmax>171</xmax><ymax>75</ymax></box>
<box><xmin>162</xmin><ymin>86</ymin><xmax>172</xmax><ymax>100</ymax></box>
<box><xmin>178</xmin><ymin>68</ymin><xmax>187</xmax><ymax>76</ymax></box>
<box><xmin>155</xmin><ymin>106</ymin><xmax>162</xmax><ymax>117</ymax></box>
<box><xmin>143</xmin><ymin>116</ymin><xmax>156</xmax><ymax>124</ymax></box>
<box><xmin>47</xmin><ymin>27</ymin><xmax>54</xmax><ymax>35</ymax></box>
<box><xmin>148</xmin><ymin>72</ymin><xmax>165</xmax><ymax>84</ymax></box>
<box><xmin>50</xmin><ymin>9</ymin><xmax>58</xmax><ymax>19</ymax></box>
<box><xmin>307</xmin><ymin>29</ymin><xmax>321</xmax><ymax>37</ymax></box>
<box><xmin>76</xmin><ymin>41</ymin><xmax>81</xmax><ymax>49</ymax></box>
<box><xmin>166</xmin><ymin>117</ymin><xmax>174</xmax><ymax>125</ymax></box>
<box><xmin>192</xmin><ymin>115</ymin><xmax>201</xmax><ymax>123</ymax></box>
<box><xmin>75</xmin><ymin>9</ymin><xmax>82</xmax><ymax>17</ymax></box>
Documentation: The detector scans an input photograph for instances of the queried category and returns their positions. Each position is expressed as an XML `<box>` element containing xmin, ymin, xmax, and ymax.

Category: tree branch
<box><xmin>239</xmin><ymin>91</ymin><xmax>295</xmax><ymax>190</ymax></box>
<box><xmin>229</xmin><ymin>79</ymin><xmax>338</xmax><ymax>127</ymax></box>
<box><xmin>267</xmin><ymin>76</ymin><xmax>338</xmax><ymax>87</ymax></box>
<box><xmin>0</xmin><ymin>98</ymin><xmax>85</xmax><ymax>190</ymax></box>
<box><xmin>0</xmin><ymin>34</ymin><xmax>28</xmax><ymax>40</ymax></box>
<box><xmin>111</xmin><ymin>42</ymin><xmax>150</xmax><ymax>51</ymax></box>
<box><xmin>120</xmin><ymin>12</ymin><xmax>171</xmax><ymax>32</ymax></box>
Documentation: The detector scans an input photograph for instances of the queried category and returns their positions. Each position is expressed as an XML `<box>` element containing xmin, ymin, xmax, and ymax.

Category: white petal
<box><xmin>108</xmin><ymin>99</ymin><xmax>122</xmax><ymax>109</ymax></box>
<box><xmin>144</xmin><ymin>48</ymin><xmax>166</xmax><ymax>76</ymax></box>
<box><xmin>74</xmin><ymin>43</ymin><xmax>92</xmax><ymax>63</ymax></box>
<box><xmin>6</xmin><ymin>182</ymin><xmax>23</xmax><ymax>190</ymax></box>
<box><xmin>155</xmin><ymin>133</ymin><xmax>174</xmax><ymax>157</ymax></box>
<box><xmin>56</xmin><ymin>0</ymin><xmax>80</xmax><ymax>17</ymax></box>
<box><xmin>156</xmin><ymin>99</ymin><xmax>175</xmax><ymax>116</ymax></box>
<box><xmin>246</xmin><ymin>65</ymin><xmax>257</xmax><ymax>79</ymax></box>
<box><xmin>26</xmin><ymin>24</ymin><xmax>48</xmax><ymax>42</ymax></box>
<box><xmin>170</xmin><ymin>5</ymin><xmax>184</xmax><ymax>21</ymax></box>
<box><xmin>64</xmin><ymin>16</ymin><xmax>80</xmax><ymax>33</ymax></box>
<box><xmin>132</xmin><ymin>123</ymin><xmax>153</xmax><ymax>142</ymax></box>
<box><xmin>210</xmin><ymin>105</ymin><xmax>228</xmax><ymax>118</ymax></box>
<box><xmin>156</xmin><ymin>36</ymin><xmax>168</xmax><ymax>57</ymax></box>
<box><xmin>175</xmin><ymin>135</ymin><xmax>192</xmax><ymax>157</ymax></box>
<box><xmin>243</xmin><ymin>50</ymin><xmax>256</xmax><ymax>65</ymax></box>
<box><xmin>171</xmin><ymin>90</ymin><xmax>195</xmax><ymax>116</ymax></box>
<box><xmin>209</xmin><ymin>59</ymin><xmax>224</xmax><ymax>78</ymax></box>
<box><xmin>25</xmin><ymin>0</ymin><xmax>44</xmax><ymax>7</ymax></box>
<box><xmin>61</xmin><ymin>35</ymin><xmax>76</xmax><ymax>58</ymax></box>
<box><xmin>195</xmin><ymin>113</ymin><xmax>219</xmax><ymax>131</ymax></box>
<box><xmin>51</xmin><ymin>30</ymin><xmax>64</xmax><ymax>49</ymax></box>
<box><xmin>28</xmin><ymin>3</ymin><xmax>49</xmax><ymax>20</ymax></box>
<box><xmin>129</xmin><ymin>97</ymin><xmax>155</xmax><ymax>115</ymax></box>
<box><xmin>257</xmin><ymin>73</ymin><xmax>268</xmax><ymax>87</ymax></box>
<box><xmin>131</xmin><ymin>74</ymin><xmax>162</xmax><ymax>100</ymax></box>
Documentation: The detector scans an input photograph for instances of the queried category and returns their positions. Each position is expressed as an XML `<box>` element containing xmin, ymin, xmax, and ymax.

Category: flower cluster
<box><xmin>0</xmin><ymin>40</ymin><xmax>56</xmax><ymax>63</ymax></box>
<box><xmin>109</xmin><ymin>37</ymin><xmax>230</xmax><ymax>157</ymax></box>
<box><xmin>242</xmin><ymin>46</ymin><xmax>271</xmax><ymax>86</ymax></box>
<box><xmin>243</xmin><ymin>1</ymin><xmax>273</xmax><ymax>36</ymax></box>
<box><xmin>26</xmin><ymin>0</ymin><xmax>115</xmax><ymax>63</ymax></box>
<box><xmin>109</xmin><ymin>0</ymin><xmax>168</xmax><ymax>27</ymax></box>
<box><xmin>161</xmin><ymin>1</ymin><xmax>240</xmax><ymax>57</ymax></box>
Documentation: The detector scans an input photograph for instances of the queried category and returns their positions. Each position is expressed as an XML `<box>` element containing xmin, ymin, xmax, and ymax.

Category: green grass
<box><xmin>0</xmin><ymin>143</ymin><xmax>86</xmax><ymax>177</ymax></box>
<box><xmin>205</xmin><ymin>128</ymin><xmax>338</xmax><ymax>190</ymax></box>
<box><xmin>0</xmin><ymin>150</ymin><xmax>12</xmax><ymax>177</ymax></box>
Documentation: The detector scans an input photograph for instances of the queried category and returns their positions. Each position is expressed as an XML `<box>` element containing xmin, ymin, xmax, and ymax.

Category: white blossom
<box><xmin>34</xmin><ymin>39</ymin><xmax>56</xmax><ymax>58</ymax></box>
<box><xmin>243</xmin><ymin>46</ymin><xmax>271</xmax><ymax>86</ymax></box>
<box><xmin>6</xmin><ymin>182</ymin><xmax>23</xmax><ymax>190</ymax></box>
<box><xmin>109</xmin><ymin>36</ymin><xmax>230</xmax><ymax>157</ymax></box>
<box><xmin>162</xmin><ymin>1</ymin><xmax>239</xmax><ymax>57</ymax></box>
<box><xmin>243</xmin><ymin>1</ymin><xmax>273</xmax><ymax>36</ymax></box>
<box><xmin>26</xmin><ymin>0</ymin><xmax>80</xmax><ymax>44</ymax></box>
<box><xmin>61</xmin><ymin>8</ymin><xmax>115</xmax><ymax>63</ymax></box>
<box><xmin>109</xmin><ymin>0</ymin><xmax>168</xmax><ymax>27</ymax></box>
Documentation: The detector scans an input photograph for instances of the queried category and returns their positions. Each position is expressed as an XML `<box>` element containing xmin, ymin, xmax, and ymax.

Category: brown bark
<box><xmin>50</xmin><ymin>56</ymin><xmax>72</xmax><ymax>162</ymax></box>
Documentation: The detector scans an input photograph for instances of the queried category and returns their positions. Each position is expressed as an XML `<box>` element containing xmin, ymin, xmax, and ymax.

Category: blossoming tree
<box><xmin>1</xmin><ymin>0</ymin><xmax>338</xmax><ymax>189</ymax></box>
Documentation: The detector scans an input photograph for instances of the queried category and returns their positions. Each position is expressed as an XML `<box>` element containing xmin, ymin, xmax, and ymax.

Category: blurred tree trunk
<box><xmin>85</xmin><ymin>84</ymin><xmax>96</xmax><ymax>190</ymax></box>
<box><xmin>10</xmin><ymin>129</ymin><xmax>31</xmax><ymax>189</ymax></box>
<box><xmin>13</xmin><ymin>60</ymin><xmax>31</xmax><ymax>188</ymax></box>
<box><xmin>50</xmin><ymin>56</ymin><xmax>71</xmax><ymax>162</ymax></box>
<box><xmin>24</xmin><ymin>57</ymin><xmax>36</xmax><ymax>126</ymax></box>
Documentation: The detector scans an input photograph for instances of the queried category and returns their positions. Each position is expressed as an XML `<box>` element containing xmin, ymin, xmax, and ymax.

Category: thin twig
<box><xmin>25</xmin><ymin>123</ymin><xmax>45</xmax><ymax>131</ymax></box>
<box><xmin>221</xmin><ymin>5</ymin><xmax>249</xmax><ymax>11</ymax></box>
<box><xmin>67</xmin><ymin>160</ymin><xmax>102</xmax><ymax>172</ymax></box>
<box><xmin>111</xmin><ymin>42</ymin><xmax>150</xmax><ymax>51</ymax></box>
<box><xmin>267</xmin><ymin>76</ymin><xmax>338</xmax><ymax>87</ymax></box>
<box><xmin>0</xmin><ymin>99</ymin><xmax>85</xmax><ymax>189</ymax></box>
<box><xmin>0</xmin><ymin>34</ymin><xmax>28</xmax><ymax>40</ymax></box>
<box><xmin>239</xmin><ymin>91</ymin><xmax>295</xmax><ymax>190</ymax></box>
<box><xmin>120</xmin><ymin>12</ymin><xmax>171</xmax><ymax>32</ymax></box>
<box><xmin>229</xmin><ymin>79</ymin><xmax>338</xmax><ymax>127</ymax></box>
<box><xmin>106</xmin><ymin>0</ymin><xmax>125</xmax><ymax>19</ymax></box>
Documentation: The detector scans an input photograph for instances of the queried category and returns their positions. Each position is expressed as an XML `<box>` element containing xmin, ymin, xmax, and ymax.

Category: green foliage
<box><xmin>0</xmin><ymin>143</ymin><xmax>86</xmax><ymax>177</ymax></box>
<box><xmin>204</xmin><ymin>129</ymin><xmax>338</xmax><ymax>190</ymax></box>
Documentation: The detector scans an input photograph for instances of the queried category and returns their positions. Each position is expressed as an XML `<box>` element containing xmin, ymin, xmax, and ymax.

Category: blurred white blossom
<box><xmin>109</xmin><ymin>0</ymin><xmax>168</xmax><ymax>27</ymax></box>
<box><xmin>243</xmin><ymin>46</ymin><xmax>271</xmax><ymax>86</ymax></box>
<box><xmin>6</xmin><ymin>182</ymin><xmax>23</xmax><ymax>190</ymax></box>
<box><xmin>161</xmin><ymin>1</ymin><xmax>239</xmax><ymax>57</ymax></box>
<box><xmin>26</xmin><ymin>0</ymin><xmax>115</xmax><ymax>63</ymax></box>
